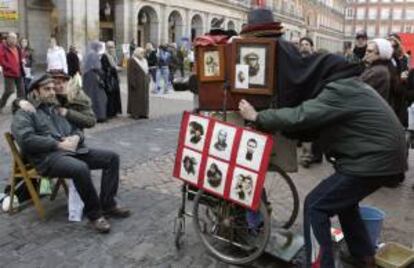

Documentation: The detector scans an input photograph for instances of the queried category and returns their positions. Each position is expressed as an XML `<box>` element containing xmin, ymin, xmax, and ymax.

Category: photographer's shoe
<box><xmin>103</xmin><ymin>206</ymin><xmax>131</xmax><ymax>218</ymax></box>
<box><xmin>89</xmin><ymin>217</ymin><xmax>111</xmax><ymax>233</ymax></box>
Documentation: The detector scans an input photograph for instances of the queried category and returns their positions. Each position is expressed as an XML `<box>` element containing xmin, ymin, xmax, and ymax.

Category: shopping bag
<box><xmin>39</xmin><ymin>178</ymin><xmax>52</xmax><ymax>195</ymax></box>
<box><xmin>68</xmin><ymin>180</ymin><xmax>84</xmax><ymax>222</ymax></box>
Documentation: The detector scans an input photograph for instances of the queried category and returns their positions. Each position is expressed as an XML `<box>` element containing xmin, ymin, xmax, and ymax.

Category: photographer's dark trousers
<box><xmin>45</xmin><ymin>148</ymin><xmax>120</xmax><ymax>220</ymax></box>
<box><xmin>304</xmin><ymin>172</ymin><xmax>391</xmax><ymax>268</ymax></box>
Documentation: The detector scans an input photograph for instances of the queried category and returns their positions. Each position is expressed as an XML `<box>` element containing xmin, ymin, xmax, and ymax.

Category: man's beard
<box><xmin>38</xmin><ymin>95</ymin><xmax>59</xmax><ymax>105</ymax></box>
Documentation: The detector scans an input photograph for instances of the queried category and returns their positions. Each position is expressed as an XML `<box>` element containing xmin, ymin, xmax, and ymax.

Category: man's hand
<box><xmin>58</xmin><ymin>135</ymin><xmax>80</xmax><ymax>152</ymax></box>
<box><xmin>19</xmin><ymin>100</ymin><xmax>36</xmax><ymax>113</ymax></box>
<box><xmin>58</xmin><ymin>107</ymin><xmax>68</xmax><ymax>117</ymax></box>
<box><xmin>239</xmin><ymin>99</ymin><xmax>258</xmax><ymax>122</ymax></box>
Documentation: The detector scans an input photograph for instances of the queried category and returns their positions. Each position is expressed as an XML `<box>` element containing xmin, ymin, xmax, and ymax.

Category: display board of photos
<box><xmin>173</xmin><ymin>112</ymin><xmax>274</xmax><ymax>211</ymax></box>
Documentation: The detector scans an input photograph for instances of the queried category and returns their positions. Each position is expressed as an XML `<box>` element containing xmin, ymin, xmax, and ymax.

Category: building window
<box><xmin>367</xmin><ymin>25</ymin><xmax>376</xmax><ymax>37</ymax></box>
<box><xmin>393</xmin><ymin>8</ymin><xmax>402</xmax><ymax>20</ymax></box>
<box><xmin>381</xmin><ymin>8</ymin><xmax>390</xmax><ymax>20</ymax></box>
<box><xmin>368</xmin><ymin>8</ymin><xmax>377</xmax><ymax>20</ymax></box>
<box><xmin>379</xmin><ymin>25</ymin><xmax>388</xmax><ymax>37</ymax></box>
<box><xmin>406</xmin><ymin>8</ymin><xmax>414</xmax><ymax>20</ymax></box>
<box><xmin>406</xmin><ymin>26</ymin><xmax>412</xmax><ymax>33</ymax></box>
<box><xmin>392</xmin><ymin>25</ymin><xmax>401</xmax><ymax>33</ymax></box>
<box><xmin>356</xmin><ymin>7</ymin><xmax>365</xmax><ymax>19</ymax></box>
<box><xmin>346</xmin><ymin>8</ymin><xmax>354</xmax><ymax>19</ymax></box>
<box><xmin>381</xmin><ymin>0</ymin><xmax>390</xmax><ymax>2</ymax></box>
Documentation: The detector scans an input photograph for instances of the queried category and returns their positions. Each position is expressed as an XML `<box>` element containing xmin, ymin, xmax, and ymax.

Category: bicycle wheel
<box><xmin>192</xmin><ymin>190</ymin><xmax>270</xmax><ymax>265</ymax></box>
<box><xmin>264</xmin><ymin>165</ymin><xmax>299</xmax><ymax>229</ymax></box>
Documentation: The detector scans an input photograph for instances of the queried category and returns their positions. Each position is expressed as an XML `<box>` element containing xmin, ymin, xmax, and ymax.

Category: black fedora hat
<box><xmin>240</xmin><ymin>8</ymin><xmax>282</xmax><ymax>36</ymax></box>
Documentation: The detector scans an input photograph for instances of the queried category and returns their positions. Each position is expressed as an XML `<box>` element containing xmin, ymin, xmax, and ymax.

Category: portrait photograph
<box><xmin>235</xmin><ymin>64</ymin><xmax>249</xmax><ymax>89</ymax></box>
<box><xmin>184</xmin><ymin>115</ymin><xmax>210</xmax><ymax>152</ymax></box>
<box><xmin>229</xmin><ymin>167</ymin><xmax>258</xmax><ymax>207</ymax></box>
<box><xmin>197</xmin><ymin>46</ymin><xmax>225</xmax><ymax>82</ymax></box>
<box><xmin>236</xmin><ymin>130</ymin><xmax>267</xmax><ymax>172</ymax></box>
<box><xmin>180</xmin><ymin>148</ymin><xmax>203</xmax><ymax>185</ymax></box>
<box><xmin>208</xmin><ymin>122</ymin><xmax>237</xmax><ymax>161</ymax></box>
<box><xmin>203</xmin><ymin>158</ymin><xmax>229</xmax><ymax>196</ymax></box>
<box><xmin>240</xmin><ymin>47</ymin><xmax>266</xmax><ymax>86</ymax></box>
<box><xmin>230</xmin><ymin>38</ymin><xmax>275</xmax><ymax>95</ymax></box>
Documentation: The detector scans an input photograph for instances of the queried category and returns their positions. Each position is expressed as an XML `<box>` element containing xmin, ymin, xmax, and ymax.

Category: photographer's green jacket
<box><xmin>256</xmin><ymin>78</ymin><xmax>407</xmax><ymax>177</ymax></box>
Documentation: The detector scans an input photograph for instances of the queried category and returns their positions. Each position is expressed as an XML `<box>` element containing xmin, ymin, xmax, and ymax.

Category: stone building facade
<box><xmin>345</xmin><ymin>0</ymin><xmax>414</xmax><ymax>45</ymax></box>
<box><xmin>0</xmin><ymin>0</ymin><xmax>348</xmax><ymax>66</ymax></box>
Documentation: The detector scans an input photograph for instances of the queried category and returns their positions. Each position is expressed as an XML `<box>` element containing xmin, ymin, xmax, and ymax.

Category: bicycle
<box><xmin>174</xmin><ymin>164</ymin><xmax>299</xmax><ymax>265</ymax></box>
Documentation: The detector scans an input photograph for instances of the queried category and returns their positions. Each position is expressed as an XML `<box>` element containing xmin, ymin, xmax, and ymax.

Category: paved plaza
<box><xmin>0</xmin><ymin>76</ymin><xmax>413</xmax><ymax>267</ymax></box>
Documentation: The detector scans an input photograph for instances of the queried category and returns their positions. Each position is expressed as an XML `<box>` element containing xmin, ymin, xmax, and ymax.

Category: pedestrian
<box><xmin>129</xmin><ymin>38</ymin><xmax>136</xmax><ymax>58</ymax></box>
<box><xmin>0</xmin><ymin>32</ymin><xmax>25</xmax><ymax>113</ymax></box>
<box><xmin>127</xmin><ymin>47</ymin><xmax>150</xmax><ymax>119</ymax></box>
<box><xmin>67</xmin><ymin>45</ymin><xmax>81</xmax><ymax>77</ymax></box>
<box><xmin>47</xmin><ymin>37</ymin><xmax>68</xmax><ymax>74</ymax></box>
<box><xmin>156</xmin><ymin>44</ymin><xmax>171</xmax><ymax>94</ymax></box>
<box><xmin>101</xmin><ymin>40</ymin><xmax>122</xmax><ymax>118</ymax></box>
<box><xmin>347</xmin><ymin>30</ymin><xmax>367</xmax><ymax>64</ymax></box>
<box><xmin>145</xmin><ymin>42</ymin><xmax>158</xmax><ymax>92</ymax></box>
<box><xmin>177</xmin><ymin>44</ymin><xmax>187</xmax><ymax>77</ymax></box>
<box><xmin>168</xmin><ymin>43</ymin><xmax>179</xmax><ymax>88</ymax></box>
<box><xmin>298</xmin><ymin>37</ymin><xmax>323</xmax><ymax>168</ymax></box>
<box><xmin>20</xmin><ymin>37</ymin><xmax>33</xmax><ymax>96</ymax></box>
<box><xmin>82</xmin><ymin>41</ymin><xmax>107</xmax><ymax>123</ymax></box>
<box><xmin>238</xmin><ymin>8</ymin><xmax>406</xmax><ymax>268</ymax></box>
<box><xmin>360</xmin><ymin>38</ymin><xmax>394</xmax><ymax>103</ymax></box>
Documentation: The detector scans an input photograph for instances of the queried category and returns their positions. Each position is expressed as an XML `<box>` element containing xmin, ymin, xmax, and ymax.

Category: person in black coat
<box><xmin>67</xmin><ymin>45</ymin><xmax>81</xmax><ymax>77</ymax></box>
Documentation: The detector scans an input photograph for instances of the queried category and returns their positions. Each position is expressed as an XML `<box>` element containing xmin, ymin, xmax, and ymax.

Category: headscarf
<box><xmin>83</xmin><ymin>41</ymin><xmax>103</xmax><ymax>73</ymax></box>
<box><xmin>370</xmin><ymin>38</ymin><xmax>393</xmax><ymax>60</ymax></box>
<box><xmin>275</xmin><ymin>39</ymin><xmax>364</xmax><ymax>108</ymax></box>
<box><xmin>133</xmin><ymin>47</ymin><xmax>149</xmax><ymax>74</ymax></box>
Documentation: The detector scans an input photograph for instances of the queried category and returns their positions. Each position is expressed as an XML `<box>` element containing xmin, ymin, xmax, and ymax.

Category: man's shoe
<box><xmin>89</xmin><ymin>217</ymin><xmax>111</xmax><ymax>233</ymax></box>
<box><xmin>103</xmin><ymin>207</ymin><xmax>131</xmax><ymax>218</ymax></box>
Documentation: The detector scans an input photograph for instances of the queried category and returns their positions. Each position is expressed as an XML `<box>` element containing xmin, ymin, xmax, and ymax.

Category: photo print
<box><xmin>209</xmin><ymin>122</ymin><xmax>237</xmax><ymax>161</ymax></box>
<box><xmin>235</xmin><ymin>64</ymin><xmax>249</xmax><ymax>89</ymax></box>
<box><xmin>180</xmin><ymin>148</ymin><xmax>203</xmax><ymax>184</ymax></box>
<box><xmin>236</xmin><ymin>130</ymin><xmax>267</xmax><ymax>171</ymax></box>
<box><xmin>184</xmin><ymin>115</ymin><xmax>210</xmax><ymax>151</ymax></box>
<box><xmin>204</xmin><ymin>51</ymin><xmax>220</xmax><ymax>77</ymax></box>
<box><xmin>229</xmin><ymin>167</ymin><xmax>258</xmax><ymax>207</ymax></box>
<box><xmin>240</xmin><ymin>46</ymin><xmax>266</xmax><ymax>86</ymax></box>
<box><xmin>203</xmin><ymin>158</ymin><xmax>229</xmax><ymax>196</ymax></box>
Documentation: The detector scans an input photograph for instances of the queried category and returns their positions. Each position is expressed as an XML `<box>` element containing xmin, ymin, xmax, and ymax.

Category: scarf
<box><xmin>133</xmin><ymin>56</ymin><xmax>149</xmax><ymax>74</ymax></box>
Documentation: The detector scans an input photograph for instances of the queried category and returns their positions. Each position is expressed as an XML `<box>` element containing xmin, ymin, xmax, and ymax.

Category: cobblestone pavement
<box><xmin>0</xmin><ymin>78</ymin><xmax>413</xmax><ymax>267</ymax></box>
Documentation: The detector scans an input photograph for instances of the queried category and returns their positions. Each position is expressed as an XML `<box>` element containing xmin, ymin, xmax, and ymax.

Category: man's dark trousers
<box><xmin>303</xmin><ymin>172</ymin><xmax>391</xmax><ymax>268</ymax></box>
<box><xmin>45</xmin><ymin>148</ymin><xmax>120</xmax><ymax>220</ymax></box>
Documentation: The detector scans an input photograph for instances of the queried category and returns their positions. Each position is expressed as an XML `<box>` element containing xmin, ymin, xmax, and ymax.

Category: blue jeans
<box><xmin>156</xmin><ymin>66</ymin><xmax>170</xmax><ymax>92</ymax></box>
<box><xmin>303</xmin><ymin>172</ymin><xmax>390</xmax><ymax>267</ymax></box>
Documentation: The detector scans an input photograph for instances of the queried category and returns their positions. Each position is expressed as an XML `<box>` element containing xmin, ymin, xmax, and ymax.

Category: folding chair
<box><xmin>4</xmin><ymin>132</ymin><xmax>68</xmax><ymax>220</ymax></box>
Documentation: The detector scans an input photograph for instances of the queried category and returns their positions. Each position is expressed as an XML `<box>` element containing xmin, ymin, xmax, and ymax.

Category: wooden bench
<box><xmin>4</xmin><ymin>132</ymin><xmax>68</xmax><ymax>219</ymax></box>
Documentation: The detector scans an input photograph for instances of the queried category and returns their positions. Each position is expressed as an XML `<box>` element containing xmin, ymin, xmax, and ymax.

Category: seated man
<box><xmin>15</xmin><ymin>71</ymin><xmax>96</xmax><ymax>129</ymax></box>
<box><xmin>11</xmin><ymin>74</ymin><xmax>130</xmax><ymax>233</ymax></box>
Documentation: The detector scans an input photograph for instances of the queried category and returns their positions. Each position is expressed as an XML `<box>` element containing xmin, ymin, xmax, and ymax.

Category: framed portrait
<box><xmin>202</xmin><ymin>158</ymin><xmax>230</xmax><ymax>196</ymax></box>
<box><xmin>230</xmin><ymin>38</ymin><xmax>276</xmax><ymax>95</ymax></box>
<box><xmin>229</xmin><ymin>167</ymin><xmax>258</xmax><ymax>207</ymax></box>
<box><xmin>236</xmin><ymin>130</ymin><xmax>267</xmax><ymax>172</ymax></box>
<box><xmin>184</xmin><ymin>115</ymin><xmax>210</xmax><ymax>152</ymax></box>
<box><xmin>208</xmin><ymin>122</ymin><xmax>237</xmax><ymax>161</ymax></box>
<box><xmin>180</xmin><ymin>148</ymin><xmax>203</xmax><ymax>185</ymax></box>
<box><xmin>198</xmin><ymin>46</ymin><xmax>225</xmax><ymax>82</ymax></box>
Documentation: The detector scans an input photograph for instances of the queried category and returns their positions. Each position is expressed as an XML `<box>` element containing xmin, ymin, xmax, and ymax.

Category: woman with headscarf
<box><xmin>82</xmin><ymin>41</ymin><xmax>107</xmax><ymax>122</ymax></box>
<box><xmin>101</xmin><ymin>40</ymin><xmax>122</xmax><ymax>118</ymax></box>
<box><xmin>127</xmin><ymin>47</ymin><xmax>150</xmax><ymax>119</ymax></box>
<box><xmin>238</xmin><ymin>8</ymin><xmax>406</xmax><ymax>268</ymax></box>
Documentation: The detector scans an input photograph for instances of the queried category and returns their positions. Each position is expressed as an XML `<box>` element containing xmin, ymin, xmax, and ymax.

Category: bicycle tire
<box><xmin>265</xmin><ymin>165</ymin><xmax>299</xmax><ymax>229</ymax></box>
<box><xmin>192</xmin><ymin>190</ymin><xmax>270</xmax><ymax>265</ymax></box>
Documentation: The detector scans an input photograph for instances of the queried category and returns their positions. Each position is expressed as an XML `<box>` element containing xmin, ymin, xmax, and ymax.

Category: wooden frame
<box><xmin>230</xmin><ymin>38</ymin><xmax>276</xmax><ymax>95</ymax></box>
<box><xmin>197</xmin><ymin>46</ymin><xmax>226</xmax><ymax>82</ymax></box>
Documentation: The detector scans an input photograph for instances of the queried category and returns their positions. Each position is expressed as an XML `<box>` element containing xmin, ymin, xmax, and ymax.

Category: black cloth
<box><xmin>275</xmin><ymin>39</ymin><xmax>364</xmax><ymax>109</ymax></box>
<box><xmin>303</xmin><ymin>172</ymin><xmax>398</xmax><ymax>268</ymax></box>
<box><xmin>146</xmin><ymin>50</ymin><xmax>158</xmax><ymax>67</ymax></box>
<box><xmin>45</xmin><ymin>148</ymin><xmax>119</xmax><ymax>220</ymax></box>
<box><xmin>67</xmin><ymin>51</ymin><xmax>80</xmax><ymax>77</ymax></box>
<box><xmin>101</xmin><ymin>54</ymin><xmax>122</xmax><ymax>118</ymax></box>
<box><xmin>352</xmin><ymin>46</ymin><xmax>367</xmax><ymax>61</ymax></box>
